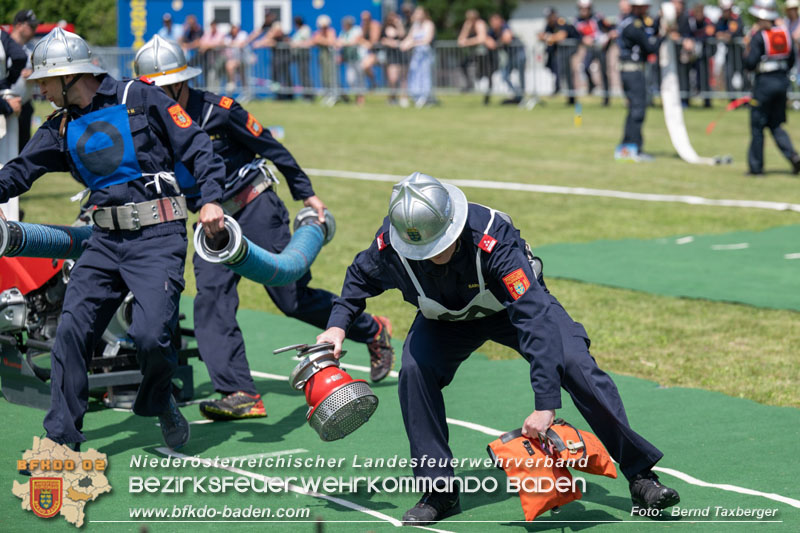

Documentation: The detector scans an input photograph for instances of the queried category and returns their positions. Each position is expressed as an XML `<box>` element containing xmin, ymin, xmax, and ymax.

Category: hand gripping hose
<box><xmin>0</xmin><ymin>219</ymin><xmax>93</xmax><ymax>259</ymax></box>
<box><xmin>194</xmin><ymin>207</ymin><xmax>335</xmax><ymax>286</ymax></box>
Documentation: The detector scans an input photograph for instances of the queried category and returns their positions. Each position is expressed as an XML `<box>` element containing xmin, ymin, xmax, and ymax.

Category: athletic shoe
<box><xmin>402</xmin><ymin>491</ymin><xmax>461</xmax><ymax>525</ymax></box>
<box><xmin>367</xmin><ymin>316</ymin><xmax>394</xmax><ymax>382</ymax></box>
<box><xmin>629</xmin><ymin>470</ymin><xmax>680</xmax><ymax>510</ymax></box>
<box><xmin>791</xmin><ymin>155</ymin><xmax>800</xmax><ymax>175</ymax></box>
<box><xmin>158</xmin><ymin>396</ymin><xmax>190</xmax><ymax>450</ymax></box>
<box><xmin>199</xmin><ymin>392</ymin><xmax>267</xmax><ymax>421</ymax></box>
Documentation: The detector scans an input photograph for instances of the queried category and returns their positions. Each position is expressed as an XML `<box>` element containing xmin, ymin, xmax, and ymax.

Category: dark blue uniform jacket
<box><xmin>0</xmin><ymin>75</ymin><xmax>226</xmax><ymax>222</ymax></box>
<box><xmin>328</xmin><ymin>203</ymin><xmax>589</xmax><ymax>410</ymax></box>
<box><xmin>184</xmin><ymin>88</ymin><xmax>314</xmax><ymax>206</ymax></box>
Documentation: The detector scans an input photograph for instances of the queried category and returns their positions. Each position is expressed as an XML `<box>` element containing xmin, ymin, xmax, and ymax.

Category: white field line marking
<box><xmin>329</xmin><ymin>366</ymin><xmax>800</xmax><ymax>510</ymax></box>
<box><xmin>306</xmin><ymin>169</ymin><xmax>800</xmax><ymax>213</ymax></box>
<box><xmin>250</xmin><ymin>370</ymin><xmax>289</xmax><ymax>381</ymax></box>
<box><xmin>155</xmin><ymin>419</ymin><xmax>214</xmax><ymax>427</ymax></box>
<box><xmin>785</xmin><ymin>253</ymin><xmax>800</xmax><ymax>259</ymax></box>
<box><xmin>652</xmin><ymin>467</ymin><xmax>800</xmax><ymax>509</ymax></box>
<box><xmin>675</xmin><ymin>236</ymin><xmax>694</xmax><ymax>245</ymax></box>
<box><xmin>154</xmin><ymin>448</ymin><xmax>453</xmax><ymax>533</ymax></box>
<box><xmin>340</xmin><ymin>362</ymin><xmax>399</xmax><ymax>379</ymax></box>
<box><xmin>711</xmin><ymin>243</ymin><xmax>749</xmax><ymax>250</ymax></box>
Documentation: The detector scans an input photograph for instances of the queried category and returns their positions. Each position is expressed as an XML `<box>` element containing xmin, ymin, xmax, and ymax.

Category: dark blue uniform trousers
<box><xmin>748</xmin><ymin>75</ymin><xmax>797</xmax><ymax>173</ymax></box>
<box><xmin>44</xmin><ymin>228</ymin><xmax>187</xmax><ymax>444</ymax></box>
<box><xmin>399</xmin><ymin>305</ymin><xmax>664</xmax><ymax>482</ymax></box>
<box><xmin>621</xmin><ymin>70</ymin><xmax>647</xmax><ymax>150</ymax></box>
<box><xmin>193</xmin><ymin>190</ymin><xmax>379</xmax><ymax>396</ymax></box>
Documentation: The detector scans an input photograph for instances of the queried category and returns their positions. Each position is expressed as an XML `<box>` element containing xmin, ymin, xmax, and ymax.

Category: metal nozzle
<box><xmin>193</xmin><ymin>214</ymin><xmax>245</xmax><ymax>264</ymax></box>
<box><xmin>293</xmin><ymin>207</ymin><xmax>336</xmax><ymax>245</ymax></box>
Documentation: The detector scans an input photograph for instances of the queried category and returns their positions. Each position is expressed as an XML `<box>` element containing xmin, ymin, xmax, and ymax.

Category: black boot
<box><xmin>630</xmin><ymin>470</ymin><xmax>680</xmax><ymax>510</ymax></box>
<box><xmin>402</xmin><ymin>491</ymin><xmax>460</xmax><ymax>526</ymax></box>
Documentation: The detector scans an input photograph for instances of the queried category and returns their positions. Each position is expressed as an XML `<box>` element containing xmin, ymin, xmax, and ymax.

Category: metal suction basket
<box><xmin>275</xmin><ymin>343</ymin><xmax>378</xmax><ymax>441</ymax></box>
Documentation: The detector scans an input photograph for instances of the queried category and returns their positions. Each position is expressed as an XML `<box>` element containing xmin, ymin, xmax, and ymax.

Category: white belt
<box><xmin>757</xmin><ymin>60</ymin><xmax>788</xmax><ymax>73</ymax></box>
<box><xmin>620</xmin><ymin>61</ymin><xmax>646</xmax><ymax>72</ymax></box>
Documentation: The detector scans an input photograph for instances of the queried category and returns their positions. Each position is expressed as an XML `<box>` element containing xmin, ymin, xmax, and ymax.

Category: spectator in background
<box><xmin>380</xmin><ymin>11</ymin><xmax>408</xmax><ymax>106</ymax></box>
<box><xmin>223</xmin><ymin>24</ymin><xmax>249</xmax><ymax>94</ymax></box>
<box><xmin>716</xmin><ymin>0</ymin><xmax>745</xmax><ymax>94</ymax></box>
<box><xmin>402</xmin><ymin>6</ymin><xmax>436</xmax><ymax>108</ymax></box>
<box><xmin>181</xmin><ymin>14</ymin><xmax>203</xmax><ymax>65</ymax></box>
<box><xmin>359</xmin><ymin>11</ymin><xmax>382</xmax><ymax>90</ymax></box>
<box><xmin>458</xmin><ymin>9</ymin><xmax>497</xmax><ymax>105</ymax></box>
<box><xmin>668</xmin><ymin>0</ymin><xmax>695</xmax><ymax>106</ymax></box>
<box><xmin>9</xmin><ymin>9</ymin><xmax>37</xmax><ymax>152</ymax></box>
<box><xmin>247</xmin><ymin>10</ymin><xmax>277</xmax><ymax>46</ymax></box>
<box><xmin>689</xmin><ymin>2</ymin><xmax>714</xmax><ymax>107</ymax></box>
<box><xmin>338</xmin><ymin>16</ymin><xmax>365</xmax><ymax>105</ymax></box>
<box><xmin>290</xmin><ymin>16</ymin><xmax>313</xmax><ymax>100</ymax></box>
<box><xmin>539</xmin><ymin>7</ymin><xmax>576</xmax><ymax>103</ymax></box>
<box><xmin>400</xmin><ymin>1</ymin><xmax>415</xmax><ymax>27</ymax></box>
<box><xmin>158</xmin><ymin>13</ymin><xmax>183</xmax><ymax>41</ymax></box>
<box><xmin>313</xmin><ymin>15</ymin><xmax>337</xmax><ymax>105</ymax></box>
<box><xmin>254</xmin><ymin>22</ymin><xmax>293</xmax><ymax>100</ymax></box>
<box><xmin>574</xmin><ymin>0</ymin><xmax>612</xmax><ymax>106</ymax></box>
<box><xmin>488</xmin><ymin>14</ymin><xmax>526</xmax><ymax>104</ymax></box>
<box><xmin>0</xmin><ymin>15</ymin><xmax>25</xmax><ymax>118</ymax></box>
<box><xmin>199</xmin><ymin>19</ymin><xmax>226</xmax><ymax>89</ymax></box>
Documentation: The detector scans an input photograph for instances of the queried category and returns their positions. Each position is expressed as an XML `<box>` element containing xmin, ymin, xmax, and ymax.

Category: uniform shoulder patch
<box><xmin>168</xmin><ymin>104</ymin><xmax>192</xmax><ymax>128</ymax></box>
<box><xmin>138</xmin><ymin>75</ymin><xmax>154</xmax><ymax>85</ymax></box>
<box><xmin>644</xmin><ymin>16</ymin><xmax>653</xmax><ymax>26</ymax></box>
<box><xmin>219</xmin><ymin>96</ymin><xmax>234</xmax><ymax>109</ymax></box>
<box><xmin>246</xmin><ymin>113</ymin><xmax>263</xmax><ymax>136</ymax></box>
<box><xmin>376</xmin><ymin>232</ymin><xmax>388</xmax><ymax>251</ymax></box>
<box><xmin>502</xmin><ymin>268</ymin><xmax>531</xmax><ymax>301</ymax></box>
<box><xmin>478</xmin><ymin>234</ymin><xmax>498</xmax><ymax>253</ymax></box>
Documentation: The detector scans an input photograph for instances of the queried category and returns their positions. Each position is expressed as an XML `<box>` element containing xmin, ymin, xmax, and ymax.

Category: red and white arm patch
<box><xmin>167</xmin><ymin>104</ymin><xmax>192</xmax><ymax>128</ymax></box>
<box><xmin>502</xmin><ymin>268</ymin><xmax>531</xmax><ymax>300</ymax></box>
<box><xmin>478</xmin><ymin>234</ymin><xmax>498</xmax><ymax>253</ymax></box>
<box><xmin>376</xmin><ymin>232</ymin><xmax>387</xmax><ymax>251</ymax></box>
<box><xmin>246</xmin><ymin>113</ymin><xmax>264</xmax><ymax>136</ymax></box>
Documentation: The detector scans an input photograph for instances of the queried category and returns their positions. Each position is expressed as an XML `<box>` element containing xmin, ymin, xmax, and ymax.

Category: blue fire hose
<box><xmin>194</xmin><ymin>207</ymin><xmax>335</xmax><ymax>286</ymax></box>
<box><xmin>0</xmin><ymin>219</ymin><xmax>93</xmax><ymax>259</ymax></box>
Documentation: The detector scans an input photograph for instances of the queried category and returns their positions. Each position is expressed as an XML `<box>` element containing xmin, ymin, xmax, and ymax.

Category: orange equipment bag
<box><xmin>487</xmin><ymin>428</ymin><xmax>581</xmax><ymax>521</ymax></box>
<box><xmin>545</xmin><ymin>419</ymin><xmax>617</xmax><ymax>479</ymax></box>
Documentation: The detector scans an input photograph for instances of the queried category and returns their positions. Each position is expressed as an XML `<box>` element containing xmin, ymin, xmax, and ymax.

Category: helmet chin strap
<box><xmin>59</xmin><ymin>73</ymin><xmax>84</xmax><ymax>108</ymax></box>
<box><xmin>167</xmin><ymin>82</ymin><xmax>185</xmax><ymax>102</ymax></box>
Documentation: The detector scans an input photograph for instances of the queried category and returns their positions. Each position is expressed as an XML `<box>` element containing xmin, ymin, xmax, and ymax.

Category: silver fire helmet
<box><xmin>749</xmin><ymin>0</ymin><xmax>779</xmax><ymax>20</ymax></box>
<box><xmin>28</xmin><ymin>28</ymin><xmax>106</xmax><ymax>80</ymax></box>
<box><xmin>133</xmin><ymin>35</ymin><xmax>201</xmax><ymax>86</ymax></box>
<box><xmin>387</xmin><ymin>172</ymin><xmax>468</xmax><ymax>261</ymax></box>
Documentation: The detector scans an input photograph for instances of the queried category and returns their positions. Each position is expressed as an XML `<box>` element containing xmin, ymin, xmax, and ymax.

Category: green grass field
<box><xmin>4</xmin><ymin>95</ymin><xmax>799</xmax><ymax>532</ymax></box>
<box><xmin>21</xmin><ymin>95</ymin><xmax>800</xmax><ymax>408</ymax></box>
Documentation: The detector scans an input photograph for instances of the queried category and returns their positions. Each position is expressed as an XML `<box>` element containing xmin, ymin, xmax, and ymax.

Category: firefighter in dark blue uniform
<box><xmin>616</xmin><ymin>0</ymin><xmax>659</xmax><ymax>161</ymax></box>
<box><xmin>0</xmin><ymin>29</ymin><xmax>228</xmax><ymax>450</ymax></box>
<box><xmin>133</xmin><ymin>36</ymin><xmax>395</xmax><ymax>421</ymax></box>
<box><xmin>743</xmin><ymin>0</ymin><xmax>800</xmax><ymax>175</ymax></box>
<box><xmin>317</xmin><ymin>173</ymin><xmax>680</xmax><ymax>526</ymax></box>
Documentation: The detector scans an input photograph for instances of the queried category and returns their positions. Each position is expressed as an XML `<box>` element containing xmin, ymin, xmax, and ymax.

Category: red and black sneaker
<box><xmin>199</xmin><ymin>392</ymin><xmax>267</xmax><ymax>421</ymax></box>
<box><xmin>367</xmin><ymin>316</ymin><xmax>395</xmax><ymax>382</ymax></box>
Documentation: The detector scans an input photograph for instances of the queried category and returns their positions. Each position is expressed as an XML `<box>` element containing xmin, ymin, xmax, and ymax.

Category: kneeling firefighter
<box><xmin>133</xmin><ymin>36</ymin><xmax>395</xmax><ymax>421</ymax></box>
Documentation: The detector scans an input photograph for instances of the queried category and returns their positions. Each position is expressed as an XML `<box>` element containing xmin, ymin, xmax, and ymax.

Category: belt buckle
<box><xmin>124</xmin><ymin>202</ymin><xmax>141</xmax><ymax>231</ymax></box>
